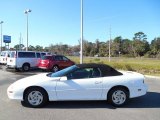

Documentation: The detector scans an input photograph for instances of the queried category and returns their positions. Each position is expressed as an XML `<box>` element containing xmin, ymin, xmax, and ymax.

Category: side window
<box><xmin>91</xmin><ymin>68</ymin><xmax>101</xmax><ymax>78</ymax></box>
<box><xmin>18</xmin><ymin>52</ymin><xmax>24</xmax><ymax>58</ymax></box>
<box><xmin>36</xmin><ymin>53</ymin><xmax>41</xmax><ymax>58</ymax></box>
<box><xmin>41</xmin><ymin>53</ymin><xmax>46</xmax><ymax>57</ymax></box>
<box><xmin>28</xmin><ymin>52</ymin><xmax>36</xmax><ymax>58</ymax></box>
<box><xmin>55</xmin><ymin>56</ymin><xmax>63</xmax><ymax>61</ymax></box>
<box><xmin>1</xmin><ymin>52</ymin><xmax>7</xmax><ymax>56</ymax></box>
<box><xmin>62</xmin><ymin>56</ymin><xmax>69</xmax><ymax>61</ymax></box>
<box><xmin>18</xmin><ymin>52</ymin><xmax>36</xmax><ymax>58</ymax></box>
<box><xmin>67</xmin><ymin>68</ymin><xmax>101</xmax><ymax>80</ymax></box>
<box><xmin>54</xmin><ymin>56</ymin><xmax>59</xmax><ymax>60</ymax></box>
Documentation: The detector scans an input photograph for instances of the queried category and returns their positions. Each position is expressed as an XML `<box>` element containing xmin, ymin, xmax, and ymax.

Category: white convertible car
<box><xmin>7</xmin><ymin>63</ymin><xmax>148</xmax><ymax>108</ymax></box>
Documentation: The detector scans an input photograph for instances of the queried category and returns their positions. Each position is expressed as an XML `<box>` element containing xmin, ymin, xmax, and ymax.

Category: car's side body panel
<box><xmin>101</xmin><ymin>71</ymin><xmax>148</xmax><ymax>100</ymax></box>
<box><xmin>56</xmin><ymin>77</ymin><xmax>103</xmax><ymax>100</ymax></box>
<box><xmin>7</xmin><ymin>73</ymin><xmax>58</xmax><ymax>101</ymax></box>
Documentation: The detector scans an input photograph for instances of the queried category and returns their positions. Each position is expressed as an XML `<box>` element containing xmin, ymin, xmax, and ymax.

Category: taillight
<box><xmin>47</xmin><ymin>60</ymin><xmax>50</xmax><ymax>64</ymax></box>
<box><xmin>41</xmin><ymin>60</ymin><xmax>49</xmax><ymax>64</ymax></box>
<box><xmin>14</xmin><ymin>54</ymin><xmax>17</xmax><ymax>58</ymax></box>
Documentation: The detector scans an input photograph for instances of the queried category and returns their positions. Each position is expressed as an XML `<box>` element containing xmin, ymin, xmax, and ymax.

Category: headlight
<box><xmin>143</xmin><ymin>76</ymin><xmax>146</xmax><ymax>83</ymax></box>
<box><xmin>8</xmin><ymin>84</ymin><xmax>14</xmax><ymax>93</ymax></box>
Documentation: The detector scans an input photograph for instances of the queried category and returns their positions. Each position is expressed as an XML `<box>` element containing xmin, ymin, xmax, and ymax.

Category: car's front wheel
<box><xmin>108</xmin><ymin>87</ymin><xmax>129</xmax><ymax>107</ymax></box>
<box><xmin>24</xmin><ymin>87</ymin><xmax>48</xmax><ymax>108</ymax></box>
<box><xmin>52</xmin><ymin>65</ymin><xmax>59</xmax><ymax>72</ymax></box>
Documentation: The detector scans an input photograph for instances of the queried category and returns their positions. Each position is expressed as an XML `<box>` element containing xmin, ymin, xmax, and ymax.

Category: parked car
<box><xmin>6</xmin><ymin>51</ymin><xmax>50</xmax><ymax>71</ymax></box>
<box><xmin>38</xmin><ymin>55</ymin><xmax>75</xmax><ymax>72</ymax></box>
<box><xmin>7</xmin><ymin>63</ymin><xmax>148</xmax><ymax>108</ymax></box>
<box><xmin>0</xmin><ymin>51</ymin><xmax>10</xmax><ymax>64</ymax></box>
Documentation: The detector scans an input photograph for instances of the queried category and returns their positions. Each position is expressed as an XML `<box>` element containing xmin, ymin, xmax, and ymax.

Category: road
<box><xmin>0</xmin><ymin>66</ymin><xmax>160</xmax><ymax>120</ymax></box>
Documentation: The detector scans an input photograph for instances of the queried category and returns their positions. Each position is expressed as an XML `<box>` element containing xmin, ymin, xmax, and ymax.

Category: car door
<box><xmin>54</xmin><ymin>55</ymin><xmax>67</xmax><ymax>69</ymax></box>
<box><xmin>56</xmin><ymin>67</ymin><xmax>103</xmax><ymax>100</ymax></box>
<box><xmin>54</xmin><ymin>56</ymin><xmax>63</xmax><ymax>68</ymax></box>
<box><xmin>61</xmin><ymin>56</ymin><xmax>73</xmax><ymax>68</ymax></box>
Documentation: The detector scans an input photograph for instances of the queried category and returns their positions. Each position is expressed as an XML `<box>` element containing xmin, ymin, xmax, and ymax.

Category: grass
<box><xmin>68</xmin><ymin>56</ymin><xmax>160</xmax><ymax>76</ymax></box>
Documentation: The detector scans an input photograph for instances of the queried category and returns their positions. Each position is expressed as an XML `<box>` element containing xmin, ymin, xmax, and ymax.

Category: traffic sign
<box><xmin>3</xmin><ymin>35</ymin><xmax>11</xmax><ymax>43</ymax></box>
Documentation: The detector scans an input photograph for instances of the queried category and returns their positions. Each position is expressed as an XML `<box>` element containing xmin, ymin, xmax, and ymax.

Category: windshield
<box><xmin>8</xmin><ymin>52</ymin><xmax>16</xmax><ymax>58</ymax></box>
<box><xmin>49</xmin><ymin>65</ymin><xmax>78</xmax><ymax>77</ymax></box>
<box><xmin>1</xmin><ymin>52</ymin><xmax>7</xmax><ymax>56</ymax></box>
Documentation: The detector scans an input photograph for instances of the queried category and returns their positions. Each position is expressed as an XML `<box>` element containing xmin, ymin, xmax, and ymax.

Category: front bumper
<box><xmin>7</xmin><ymin>85</ymin><xmax>23</xmax><ymax>101</ymax></box>
<box><xmin>6</xmin><ymin>65</ymin><xmax>16</xmax><ymax>69</ymax></box>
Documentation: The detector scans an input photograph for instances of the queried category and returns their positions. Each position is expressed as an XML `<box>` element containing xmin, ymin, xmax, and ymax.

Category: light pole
<box><xmin>24</xmin><ymin>9</ymin><xmax>31</xmax><ymax>51</ymax></box>
<box><xmin>109</xmin><ymin>26</ymin><xmax>111</xmax><ymax>62</ymax></box>
<box><xmin>0</xmin><ymin>21</ymin><xmax>4</xmax><ymax>52</ymax></box>
<box><xmin>80</xmin><ymin>0</ymin><xmax>83</xmax><ymax>64</ymax></box>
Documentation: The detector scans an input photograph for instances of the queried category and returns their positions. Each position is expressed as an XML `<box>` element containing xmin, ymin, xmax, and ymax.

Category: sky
<box><xmin>0</xmin><ymin>0</ymin><xmax>160</xmax><ymax>48</ymax></box>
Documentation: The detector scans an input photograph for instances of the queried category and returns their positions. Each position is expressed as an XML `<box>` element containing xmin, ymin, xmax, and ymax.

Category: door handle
<box><xmin>95</xmin><ymin>81</ymin><xmax>102</xmax><ymax>84</ymax></box>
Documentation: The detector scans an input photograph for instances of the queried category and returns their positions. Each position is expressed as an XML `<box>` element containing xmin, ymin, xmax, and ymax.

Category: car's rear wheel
<box><xmin>52</xmin><ymin>65</ymin><xmax>59</xmax><ymax>72</ymax></box>
<box><xmin>22</xmin><ymin>63</ymin><xmax>30</xmax><ymax>72</ymax></box>
<box><xmin>24</xmin><ymin>87</ymin><xmax>48</xmax><ymax>108</ymax></box>
<box><xmin>108</xmin><ymin>88</ymin><xmax>129</xmax><ymax>107</ymax></box>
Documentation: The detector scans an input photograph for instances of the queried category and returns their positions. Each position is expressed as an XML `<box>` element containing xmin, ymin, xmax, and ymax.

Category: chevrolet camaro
<box><xmin>7</xmin><ymin>63</ymin><xmax>148</xmax><ymax>108</ymax></box>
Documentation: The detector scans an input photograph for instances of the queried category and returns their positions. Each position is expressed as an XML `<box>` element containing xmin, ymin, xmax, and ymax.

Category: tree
<box><xmin>14</xmin><ymin>44</ymin><xmax>25</xmax><ymax>50</ymax></box>
<box><xmin>28</xmin><ymin>45</ymin><xmax>35</xmax><ymax>51</ymax></box>
<box><xmin>95</xmin><ymin>39</ymin><xmax>100</xmax><ymax>54</ymax></box>
<box><xmin>132</xmin><ymin>32</ymin><xmax>149</xmax><ymax>56</ymax></box>
<box><xmin>121</xmin><ymin>39</ymin><xmax>134</xmax><ymax>56</ymax></box>
<box><xmin>112</xmin><ymin>36</ymin><xmax>122</xmax><ymax>56</ymax></box>
<box><xmin>99</xmin><ymin>42</ymin><xmax>107</xmax><ymax>57</ymax></box>
<box><xmin>44</xmin><ymin>47</ymin><xmax>49</xmax><ymax>52</ymax></box>
<box><xmin>35</xmin><ymin>45</ymin><xmax>43</xmax><ymax>51</ymax></box>
<box><xmin>83</xmin><ymin>40</ymin><xmax>93</xmax><ymax>56</ymax></box>
<box><xmin>150</xmin><ymin>37</ymin><xmax>160</xmax><ymax>55</ymax></box>
<box><xmin>133</xmin><ymin>32</ymin><xmax>147</xmax><ymax>41</ymax></box>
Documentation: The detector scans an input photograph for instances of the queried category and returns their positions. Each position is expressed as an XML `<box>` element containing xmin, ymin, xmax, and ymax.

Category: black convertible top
<box><xmin>76</xmin><ymin>63</ymin><xmax>122</xmax><ymax>77</ymax></box>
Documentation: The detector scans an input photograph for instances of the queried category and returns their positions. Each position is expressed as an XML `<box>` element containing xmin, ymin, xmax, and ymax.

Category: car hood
<box><xmin>10</xmin><ymin>73</ymin><xmax>60</xmax><ymax>89</ymax></box>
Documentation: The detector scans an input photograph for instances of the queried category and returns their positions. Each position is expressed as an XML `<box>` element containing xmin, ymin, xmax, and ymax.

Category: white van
<box><xmin>7</xmin><ymin>51</ymin><xmax>50</xmax><ymax>71</ymax></box>
<box><xmin>0</xmin><ymin>51</ymin><xmax>10</xmax><ymax>64</ymax></box>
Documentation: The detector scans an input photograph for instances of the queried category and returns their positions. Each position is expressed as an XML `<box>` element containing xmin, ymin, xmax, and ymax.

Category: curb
<box><xmin>145</xmin><ymin>75</ymin><xmax>160</xmax><ymax>79</ymax></box>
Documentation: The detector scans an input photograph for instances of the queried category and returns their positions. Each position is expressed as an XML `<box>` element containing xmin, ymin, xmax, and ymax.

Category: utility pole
<box><xmin>24</xmin><ymin>9</ymin><xmax>31</xmax><ymax>51</ymax></box>
<box><xmin>0</xmin><ymin>21</ymin><xmax>4</xmax><ymax>52</ymax></box>
<box><xmin>109</xmin><ymin>26</ymin><xmax>111</xmax><ymax>62</ymax></box>
<box><xmin>19</xmin><ymin>33</ymin><xmax>22</xmax><ymax>51</ymax></box>
<box><xmin>80</xmin><ymin>0</ymin><xmax>83</xmax><ymax>64</ymax></box>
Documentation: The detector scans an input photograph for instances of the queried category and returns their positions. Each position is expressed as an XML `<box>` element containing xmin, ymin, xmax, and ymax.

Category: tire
<box><xmin>22</xmin><ymin>63</ymin><xmax>30</xmax><ymax>72</ymax></box>
<box><xmin>15</xmin><ymin>68</ymin><xmax>20</xmax><ymax>72</ymax></box>
<box><xmin>52</xmin><ymin>65</ymin><xmax>59</xmax><ymax>72</ymax></box>
<box><xmin>41</xmin><ymin>69</ymin><xmax>46</xmax><ymax>72</ymax></box>
<box><xmin>24</xmin><ymin>87</ymin><xmax>48</xmax><ymax>108</ymax></box>
<box><xmin>108</xmin><ymin>87</ymin><xmax>129</xmax><ymax>107</ymax></box>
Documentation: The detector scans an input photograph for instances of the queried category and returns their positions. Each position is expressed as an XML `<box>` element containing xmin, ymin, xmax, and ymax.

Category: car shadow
<box><xmin>5</xmin><ymin>67</ymin><xmax>43</xmax><ymax>76</ymax></box>
<box><xmin>39</xmin><ymin>92</ymin><xmax>160</xmax><ymax>109</ymax></box>
<box><xmin>125</xmin><ymin>91</ymin><xmax>160</xmax><ymax>108</ymax></box>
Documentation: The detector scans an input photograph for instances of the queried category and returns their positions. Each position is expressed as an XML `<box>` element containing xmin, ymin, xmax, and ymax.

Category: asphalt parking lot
<box><xmin>0</xmin><ymin>65</ymin><xmax>160</xmax><ymax>120</ymax></box>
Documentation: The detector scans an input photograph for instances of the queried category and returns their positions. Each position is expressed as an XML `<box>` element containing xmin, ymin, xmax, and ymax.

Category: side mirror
<box><xmin>60</xmin><ymin>76</ymin><xmax>67</xmax><ymax>81</ymax></box>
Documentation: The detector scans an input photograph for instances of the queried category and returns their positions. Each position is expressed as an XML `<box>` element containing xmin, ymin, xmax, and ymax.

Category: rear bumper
<box><xmin>130</xmin><ymin>83</ymin><xmax>148</xmax><ymax>98</ymax></box>
<box><xmin>0</xmin><ymin>61</ymin><xmax>7</xmax><ymax>64</ymax></box>
<box><xmin>38</xmin><ymin>66</ymin><xmax>50</xmax><ymax>70</ymax></box>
